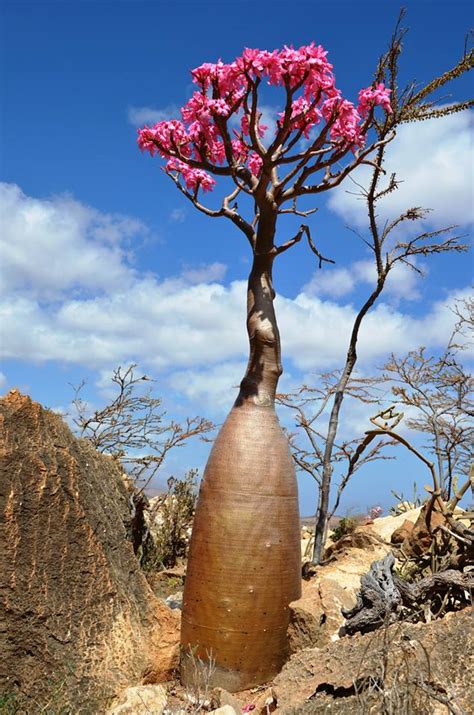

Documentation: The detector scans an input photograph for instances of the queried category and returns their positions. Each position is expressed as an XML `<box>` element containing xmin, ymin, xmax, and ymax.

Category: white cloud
<box><xmin>328</xmin><ymin>112</ymin><xmax>474</xmax><ymax>228</ymax></box>
<box><xmin>0</xmin><ymin>183</ymin><xmax>148</xmax><ymax>300</ymax></box>
<box><xmin>168</xmin><ymin>360</ymin><xmax>299</xmax><ymax>418</ymax></box>
<box><xmin>127</xmin><ymin>104</ymin><xmax>180</xmax><ymax>126</ymax></box>
<box><xmin>168</xmin><ymin>362</ymin><xmax>245</xmax><ymax>413</ymax></box>
<box><xmin>1</xmin><ymin>270</ymin><xmax>468</xmax><ymax>378</ymax></box>
<box><xmin>170</xmin><ymin>208</ymin><xmax>186</xmax><ymax>223</ymax></box>
<box><xmin>277</xmin><ymin>286</ymin><xmax>471</xmax><ymax>371</ymax></box>
<box><xmin>259</xmin><ymin>104</ymin><xmax>278</xmax><ymax>145</ymax></box>
<box><xmin>0</xmin><ymin>372</ymin><xmax>6</xmax><ymax>390</ymax></box>
<box><xmin>181</xmin><ymin>262</ymin><xmax>227</xmax><ymax>284</ymax></box>
<box><xmin>1</xmin><ymin>182</ymin><xmax>469</xmax><ymax>414</ymax></box>
<box><xmin>303</xmin><ymin>258</ymin><xmax>423</xmax><ymax>302</ymax></box>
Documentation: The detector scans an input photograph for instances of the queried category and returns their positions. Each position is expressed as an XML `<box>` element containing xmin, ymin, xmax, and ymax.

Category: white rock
<box><xmin>107</xmin><ymin>685</ymin><xmax>167</xmax><ymax>714</ymax></box>
<box><xmin>369</xmin><ymin>507</ymin><xmax>422</xmax><ymax>541</ymax></box>
<box><xmin>209</xmin><ymin>706</ymin><xmax>238</xmax><ymax>715</ymax></box>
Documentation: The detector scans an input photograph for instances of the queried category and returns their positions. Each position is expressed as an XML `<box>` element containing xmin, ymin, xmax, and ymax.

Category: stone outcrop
<box><xmin>399</xmin><ymin>502</ymin><xmax>446</xmax><ymax>556</ymax></box>
<box><xmin>391</xmin><ymin>518</ymin><xmax>415</xmax><ymax>544</ymax></box>
<box><xmin>0</xmin><ymin>391</ymin><xmax>179</xmax><ymax>712</ymax></box>
<box><xmin>288</xmin><ymin>529</ymin><xmax>390</xmax><ymax>652</ymax></box>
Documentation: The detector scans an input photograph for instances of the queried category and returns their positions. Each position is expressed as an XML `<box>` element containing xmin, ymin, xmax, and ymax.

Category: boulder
<box><xmin>0</xmin><ymin>391</ymin><xmax>180</xmax><ymax>712</ymax></box>
<box><xmin>165</xmin><ymin>592</ymin><xmax>183</xmax><ymax>610</ymax></box>
<box><xmin>391</xmin><ymin>518</ymin><xmax>415</xmax><ymax>544</ymax></box>
<box><xmin>288</xmin><ymin>530</ymin><xmax>390</xmax><ymax>652</ymax></box>
<box><xmin>401</xmin><ymin>503</ymin><xmax>445</xmax><ymax>556</ymax></box>
<box><xmin>211</xmin><ymin>687</ymin><xmax>243</xmax><ymax>712</ymax></box>
<box><xmin>209</xmin><ymin>707</ymin><xmax>238</xmax><ymax>715</ymax></box>
<box><xmin>107</xmin><ymin>684</ymin><xmax>167</xmax><ymax>714</ymax></box>
<box><xmin>369</xmin><ymin>507</ymin><xmax>422</xmax><ymax>541</ymax></box>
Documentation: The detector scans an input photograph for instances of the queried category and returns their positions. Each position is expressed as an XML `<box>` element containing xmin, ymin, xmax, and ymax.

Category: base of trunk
<box><xmin>180</xmin><ymin>403</ymin><xmax>301</xmax><ymax>692</ymax></box>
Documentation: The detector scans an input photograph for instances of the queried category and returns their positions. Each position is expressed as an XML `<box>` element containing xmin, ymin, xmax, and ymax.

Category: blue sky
<box><xmin>1</xmin><ymin>0</ymin><xmax>472</xmax><ymax>515</ymax></box>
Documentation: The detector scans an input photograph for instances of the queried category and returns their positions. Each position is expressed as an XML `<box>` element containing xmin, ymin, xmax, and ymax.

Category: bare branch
<box><xmin>167</xmin><ymin>173</ymin><xmax>256</xmax><ymax>245</ymax></box>
<box><xmin>71</xmin><ymin>365</ymin><xmax>214</xmax><ymax>491</ymax></box>
<box><xmin>301</xmin><ymin>224</ymin><xmax>335</xmax><ymax>267</ymax></box>
<box><xmin>278</xmin><ymin>198</ymin><xmax>318</xmax><ymax>217</ymax></box>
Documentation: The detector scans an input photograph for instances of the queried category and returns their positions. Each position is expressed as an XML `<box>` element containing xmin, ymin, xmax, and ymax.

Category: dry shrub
<box><xmin>352</xmin><ymin>617</ymin><xmax>470</xmax><ymax>715</ymax></box>
<box><xmin>143</xmin><ymin>470</ymin><xmax>197</xmax><ymax>571</ymax></box>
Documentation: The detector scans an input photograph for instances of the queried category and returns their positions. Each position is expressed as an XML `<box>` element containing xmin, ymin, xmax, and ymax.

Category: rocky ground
<box><xmin>1</xmin><ymin>391</ymin><xmax>472</xmax><ymax>714</ymax></box>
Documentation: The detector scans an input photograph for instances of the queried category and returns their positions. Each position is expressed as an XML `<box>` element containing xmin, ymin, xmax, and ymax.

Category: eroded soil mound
<box><xmin>275</xmin><ymin>607</ymin><xmax>473</xmax><ymax>713</ymax></box>
<box><xmin>0</xmin><ymin>391</ymin><xmax>179</xmax><ymax>713</ymax></box>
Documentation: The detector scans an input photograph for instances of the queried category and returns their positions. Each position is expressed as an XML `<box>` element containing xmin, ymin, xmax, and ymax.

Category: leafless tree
<box><xmin>71</xmin><ymin>364</ymin><xmax>214</xmax><ymax>492</ymax></box>
<box><xmin>280</xmin><ymin>23</ymin><xmax>472</xmax><ymax>562</ymax></box>
<box><xmin>277</xmin><ymin>373</ymin><xmax>395</xmax><ymax>521</ymax></box>
<box><xmin>384</xmin><ymin>299</ymin><xmax>473</xmax><ymax>500</ymax></box>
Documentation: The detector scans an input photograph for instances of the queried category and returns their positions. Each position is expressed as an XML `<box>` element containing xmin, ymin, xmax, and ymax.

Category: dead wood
<box><xmin>340</xmin><ymin>553</ymin><xmax>474</xmax><ymax>636</ymax></box>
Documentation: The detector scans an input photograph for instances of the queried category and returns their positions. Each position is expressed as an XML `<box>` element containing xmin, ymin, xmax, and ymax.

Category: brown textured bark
<box><xmin>0</xmin><ymin>391</ymin><xmax>179</xmax><ymax>712</ymax></box>
<box><xmin>180</xmin><ymin>247</ymin><xmax>301</xmax><ymax>691</ymax></box>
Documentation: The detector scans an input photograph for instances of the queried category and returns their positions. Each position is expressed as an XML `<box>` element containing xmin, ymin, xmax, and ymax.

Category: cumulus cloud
<box><xmin>277</xmin><ymin>286</ymin><xmax>471</xmax><ymax>371</ymax></box>
<box><xmin>0</xmin><ymin>183</ymin><xmax>148</xmax><ymax>300</ymax></box>
<box><xmin>303</xmin><ymin>258</ymin><xmax>423</xmax><ymax>302</ymax></box>
<box><xmin>168</xmin><ymin>362</ymin><xmax>246</xmax><ymax>413</ymax></box>
<box><xmin>328</xmin><ymin>112</ymin><xmax>474</xmax><ymax>228</ymax></box>
<box><xmin>127</xmin><ymin>104</ymin><xmax>180</xmax><ymax>126</ymax></box>
<box><xmin>1</xmin><ymin>182</ymin><xmax>469</xmax><ymax>414</ymax></box>
<box><xmin>1</xmin><ymin>272</ymin><xmax>468</xmax><ymax>377</ymax></box>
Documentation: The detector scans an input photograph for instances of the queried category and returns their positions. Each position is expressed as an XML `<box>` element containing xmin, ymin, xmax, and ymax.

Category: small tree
<box><xmin>277</xmin><ymin>372</ymin><xmax>395</xmax><ymax>523</ymax></box>
<box><xmin>137</xmin><ymin>19</ymin><xmax>472</xmax><ymax>689</ymax></box>
<box><xmin>71</xmin><ymin>364</ymin><xmax>213</xmax><ymax>491</ymax></box>
<box><xmin>384</xmin><ymin>300</ymin><xmax>473</xmax><ymax>500</ymax></box>
<box><xmin>282</xmin><ymin>23</ymin><xmax>473</xmax><ymax>562</ymax></box>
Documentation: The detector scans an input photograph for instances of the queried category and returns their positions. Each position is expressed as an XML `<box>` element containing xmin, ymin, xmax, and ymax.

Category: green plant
<box><xmin>330</xmin><ymin>515</ymin><xmax>359</xmax><ymax>542</ymax></box>
<box><xmin>390</xmin><ymin>482</ymin><xmax>424</xmax><ymax>516</ymax></box>
<box><xmin>0</xmin><ymin>692</ymin><xmax>19</xmax><ymax>715</ymax></box>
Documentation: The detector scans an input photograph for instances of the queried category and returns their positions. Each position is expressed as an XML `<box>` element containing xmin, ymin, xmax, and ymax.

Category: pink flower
<box><xmin>137</xmin><ymin>126</ymin><xmax>157</xmax><ymax>156</ymax></box>
<box><xmin>137</xmin><ymin>120</ymin><xmax>192</xmax><ymax>159</ymax></box>
<box><xmin>279</xmin><ymin>96</ymin><xmax>322</xmax><ymax>138</ymax></box>
<box><xmin>231</xmin><ymin>138</ymin><xmax>248</xmax><ymax>162</ymax></box>
<box><xmin>247</xmin><ymin>152</ymin><xmax>263</xmax><ymax>176</ymax></box>
<box><xmin>358</xmin><ymin>83</ymin><xmax>392</xmax><ymax>117</ymax></box>
<box><xmin>368</xmin><ymin>505</ymin><xmax>383</xmax><ymax>520</ymax></box>
<box><xmin>241</xmin><ymin>705</ymin><xmax>256</xmax><ymax>713</ymax></box>
<box><xmin>208</xmin><ymin>98</ymin><xmax>231</xmax><ymax>117</ymax></box>
<box><xmin>165</xmin><ymin>158</ymin><xmax>216</xmax><ymax>193</ymax></box>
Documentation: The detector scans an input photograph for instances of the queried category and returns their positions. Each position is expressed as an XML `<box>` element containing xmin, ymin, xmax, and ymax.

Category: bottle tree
<box><xmin>137</xmin><ymin>43</ymin><xmax>393</xmax><ymax>691</ymax></box>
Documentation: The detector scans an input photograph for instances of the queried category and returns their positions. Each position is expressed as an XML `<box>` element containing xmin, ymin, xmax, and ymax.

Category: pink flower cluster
<box><xmin>368</xmin><ymin>505</ymin><xmax>383</xmax><ymax>520</ymax></box>
<box><xmin>165</xmin><ymin>158</ymin><xmax>216</xmax><ymax>192</ymax></box>
<box><xmin>279</xmin><ymin>96</ymin><xmax>322</xmax><ymax>138</ymax></box>
<box><xmin>358</xmin><ymin>83</ymin><xmax>392</xmax><ymax>118</ymax></box>
<box><xmin>137</xmin><ymin>44</ymin><xmax>392</xmax><ymax>192</ymax></box>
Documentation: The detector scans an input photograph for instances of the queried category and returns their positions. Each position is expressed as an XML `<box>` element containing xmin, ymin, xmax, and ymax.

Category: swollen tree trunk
<box><xmin>180</xmin><ymin>249</ymin><xmax>301</xmax><ymax>692</ymax></box>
